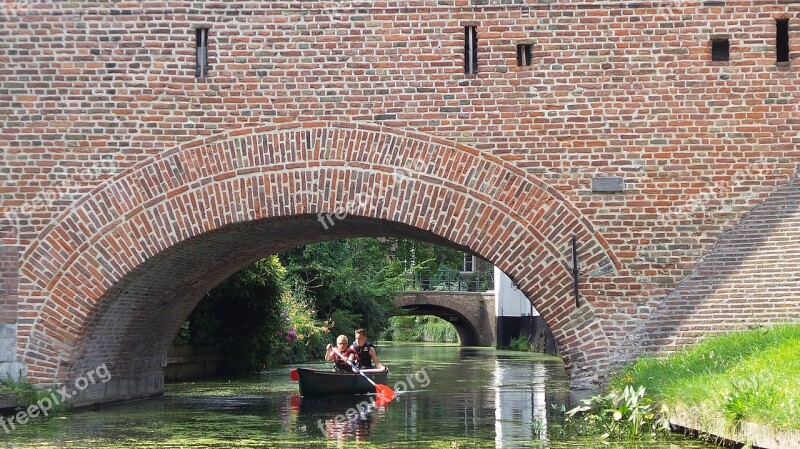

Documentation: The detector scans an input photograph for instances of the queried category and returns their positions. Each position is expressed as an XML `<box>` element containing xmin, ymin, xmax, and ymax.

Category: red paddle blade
<box><xmin>375</xmin><ymin>384</ymin><xmax>396</xmax><ymax>401</ymax></box>
<box><xmin>374</xmin><ymin>395</ymin><xmax>391</xmax><ymax>408</ymax></box>
<box><xmin>290</xmin><ymin>368</ymin><xmax>299</xmax><ymax>381</ymax></box>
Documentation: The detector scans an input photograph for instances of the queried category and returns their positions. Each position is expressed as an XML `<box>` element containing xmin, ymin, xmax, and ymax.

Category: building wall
<box><xmin>1</xmin><ymin>1</ymin><xmax>800</xmax><ymax>399</ymax></box>
<box><xmin>494</xmin><ymin>267</ymin><xmax>537</xmax><ymax>318</ymax></box>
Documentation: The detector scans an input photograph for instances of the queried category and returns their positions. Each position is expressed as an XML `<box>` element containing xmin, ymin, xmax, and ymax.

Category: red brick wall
<box><xmin>616</xmin><ymin>177</ymin><xmax>800</xmax><ymax>363</ymax></box>
<box><xmin>1</xmin><ymin>1</ymin><xmax>799</xmax><ymax>401</ymax></box>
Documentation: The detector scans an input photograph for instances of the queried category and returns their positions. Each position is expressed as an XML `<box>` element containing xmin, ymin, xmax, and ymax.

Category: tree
<box><xmin>187</xmin><ymin>256</ymin><xmax>287</xmax><ymax>374</ymax></box>
<box><xmin>280</xmin><ymin>238</ymin><xmax>413</xmax><ymax>338</ymax></box>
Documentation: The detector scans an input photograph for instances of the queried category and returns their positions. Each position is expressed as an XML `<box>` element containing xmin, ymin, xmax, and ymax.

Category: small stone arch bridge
<box><xmin>395</xmin><ymin>292</ymin><xmax>496</xmax><ymax>347</ymax></box>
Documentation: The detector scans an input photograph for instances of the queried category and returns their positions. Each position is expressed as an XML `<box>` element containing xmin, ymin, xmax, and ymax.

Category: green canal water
<box><xmin>3</xmin><ymin>343</ymin><xmax>717</xmax><ymax>448</ymax></box>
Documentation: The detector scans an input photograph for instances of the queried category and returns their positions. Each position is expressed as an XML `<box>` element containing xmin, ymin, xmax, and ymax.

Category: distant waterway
<box><xmin>3</xmin><ymin>343</ymin><xmax>717</xmax><ymax>448</ymax></box>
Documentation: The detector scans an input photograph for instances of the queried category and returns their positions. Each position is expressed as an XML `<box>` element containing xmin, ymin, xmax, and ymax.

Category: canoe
<box><xmin>296</xmin><ymin>367</ymin><xmax>388</xmax><ymax>397</ymax></box>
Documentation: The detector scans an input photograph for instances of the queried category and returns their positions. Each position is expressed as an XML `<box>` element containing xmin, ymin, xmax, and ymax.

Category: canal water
<box><xmin>3</xmin><ymin>343</ymin><xmax>716</xmax><ymax>448</ymax></box>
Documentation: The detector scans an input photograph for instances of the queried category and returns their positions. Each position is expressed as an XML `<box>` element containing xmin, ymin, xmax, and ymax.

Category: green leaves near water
<box><xmin>184</xmin><ymin>256</ymin><xmax>329</xmax><ymax>373</ymax></box>
<box><xmin>563</xmin><ymin>385</ymin><xmax>671</xmax><ymax>440</ymax></box>
<box><xmin>0</xmin><ymin>377</ymin><xmax>67</xmax><ymax>413</ymax></box>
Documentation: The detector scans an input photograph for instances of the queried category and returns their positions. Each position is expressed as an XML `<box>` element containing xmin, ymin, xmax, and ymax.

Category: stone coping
<box><xmin>0</xmin><ymin>393</ymin><xmax>17</xmax><ymax>413</ymax></box>
<box><xmin>671</xmin><ymin>404</ymin><xmax>800</xmax><ymax>449</ymax></box>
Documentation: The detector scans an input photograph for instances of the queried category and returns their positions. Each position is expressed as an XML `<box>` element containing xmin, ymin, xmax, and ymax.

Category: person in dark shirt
<box><xmin>351</xmin><ymin>328</ymin><xmax>385</xmax><ymax>371</ymax></box>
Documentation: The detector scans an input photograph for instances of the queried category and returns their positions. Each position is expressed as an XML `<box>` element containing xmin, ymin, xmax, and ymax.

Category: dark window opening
<box><xmin>196</xmin><ymin>28</ymin><xmax>209</xmax><ymax>78</ymax></box>
<box><xmin>464</xmin><ymin>26</ymin><xmax>478</xmax><ymax>75</ymax></box>
<box><xmin>711</xmin><ymin>39</ymin><xmax>730</xmax><ymax>62</ymax></box>
<box><xmin>463</xmin><ymin>254</ymin><xmax>475</xmax><ymax>272</ymax></box>
<box><xmin>776</xmin><ymin>19</ymin><xmax>790</xmax><ymax>63</ymax></box>
<box><xmin>517</xmin><ymin>43</ymin><xmax>533</xmax><ymax>66</ymax></box>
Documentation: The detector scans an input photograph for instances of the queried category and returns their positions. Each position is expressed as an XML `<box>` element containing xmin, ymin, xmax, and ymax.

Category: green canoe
<box><xmin>296</xmin><ymin>367</ymin><xmax>389</xmax><ymax>397</ymax></box>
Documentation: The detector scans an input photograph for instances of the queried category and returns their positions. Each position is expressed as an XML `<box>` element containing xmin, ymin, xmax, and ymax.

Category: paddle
<box><xmin>330</xmin><ymin>346</ymin><xmax>396</xmax><ymax>401</ymax></box>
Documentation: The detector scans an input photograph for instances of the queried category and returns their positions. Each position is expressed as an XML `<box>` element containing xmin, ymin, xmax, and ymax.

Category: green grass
<box><xmin>609</xmin><ymin>324</ymin><xmax>800</xmax><ymax>431</ymax></box>
<box><xmin>508</xmin><ymin>334</ymin><xmax>530</xmax><ymax>351</ymax></box>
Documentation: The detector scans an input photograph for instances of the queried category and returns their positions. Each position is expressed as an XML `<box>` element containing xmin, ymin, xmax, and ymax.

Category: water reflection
<box><xmin>1</xmin><ymin>344</ymin><xmax>717</xmax><ymax>448</ymax></box>
<box><xmin>492</xmin><ymin>354</ymin><xmax>565</xmax><ymax>447</ymax></box>
<box><xmin>295</xmin><ymin>394</ymin><xmax>388</xmax><ymax>441</ymax></box>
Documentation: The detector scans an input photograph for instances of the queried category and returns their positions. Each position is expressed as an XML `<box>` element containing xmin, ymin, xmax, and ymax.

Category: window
<box><xmin>464</xmin><ymin>26</ymin><xmax>478</xmax><ymax>75</ymax></box>
<box><xmin>517</xmin><ymin>43</ymin><xmax>533</xmax><ymax>66</ymax></box>
<box><xmin>195</xmin><ymin>28</ymin><xmax>209</xmax><ymax>78</ymax></box>
<box><xmin>711</xmin><ymin>39</ymin><xmax>730</xmax><ymax>62</ymax></box>
<box><xmin>776</xmin><ymin>19</ymin><xmax>790</xmax><ymax>64</ymax></box>
<box><xmin>463</xmin><ymin>254</ymin><xmax>475</xmax><ymax>272</ymax></box>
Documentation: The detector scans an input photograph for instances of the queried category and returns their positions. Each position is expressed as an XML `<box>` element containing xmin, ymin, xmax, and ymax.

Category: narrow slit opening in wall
<box><xmin>196</xmin><ymin>28</ymin><xmax>209</xmax><ymax>78</ymax></box>
<box><xmin>776</xmin><ymin>19</ymin><xmax>789</xmax><ymax>63</ymax></box>
<box><xmin>517</xmin><ymin>43</ymin><xmax>533</xmax><ymax>66</ymax></box>
<box><xmin>711</xmin><ymin>39</ymin><xmax>730</xmax><ymax>62</ymax></box>
<box><xmin>464</xmin><ymin>26</ymin><xmax>478</xmax><ymax>75</ymax></box>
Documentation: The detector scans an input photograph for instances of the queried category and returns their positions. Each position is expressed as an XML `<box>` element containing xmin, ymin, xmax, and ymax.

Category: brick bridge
<box><xmin>395</xmin><ymin>292</ymin><xmax>496</xmax><ymax>347</ymax></box>
<box><xmin>1</xmin><ymin>2</ymin><xmax>800</xmax><ymax>406</ymax></box>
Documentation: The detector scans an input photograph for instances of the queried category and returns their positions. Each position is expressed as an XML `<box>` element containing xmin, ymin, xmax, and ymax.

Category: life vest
<box><xmin>351</xmin><ymin>341</ymin><xmax>375</xmax><ymax>368</ymax></box>
<box><xmin>333</xmin><ymin>347</ymin><xmax>356</xmax><ymax>373</ymax></box>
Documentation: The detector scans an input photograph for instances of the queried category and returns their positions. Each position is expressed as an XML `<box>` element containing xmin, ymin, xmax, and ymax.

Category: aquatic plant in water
<box><xmin>508</xmin><ymin>334</ymin><xmax>530</xmax><ymax>352</ymax></box>
<box><xmin>563</xmin><ymin>385</ymin><xmax>671</xmax><ymax>440</ymax></box>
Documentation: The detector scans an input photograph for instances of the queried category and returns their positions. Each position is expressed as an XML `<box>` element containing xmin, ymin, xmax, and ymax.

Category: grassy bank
<box><xmin>610</xmin><ymin>324</ymin><xmax>800</xmax><ymax>431</ymax></box>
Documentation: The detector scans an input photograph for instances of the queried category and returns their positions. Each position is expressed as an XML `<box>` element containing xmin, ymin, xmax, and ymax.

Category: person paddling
<box><xmin>325</xmin><ymin>335</ymin><xmax>356</xmax><ymax>373</ymax></box>
<box><xmin>351</xmin><ymin>329</ymin><xmax>385</xmax><ymax>372</ymax></box>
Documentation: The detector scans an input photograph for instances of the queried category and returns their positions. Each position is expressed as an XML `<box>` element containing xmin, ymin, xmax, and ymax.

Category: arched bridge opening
<box><xmin>15</xmin><ymin>123</ymin><xmax>618</xmax><ymax>406</ymax></box>
<box><xmin>396</xmin><ymin>303</ymin><xmax>486</xmax><ymax>347</ymax></box>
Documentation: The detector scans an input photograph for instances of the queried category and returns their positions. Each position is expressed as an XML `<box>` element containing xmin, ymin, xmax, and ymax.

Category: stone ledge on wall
<box><xmin>671</xmin><ymin>404</ymin><xmax>800</xmax><ymax>449</ymax></box>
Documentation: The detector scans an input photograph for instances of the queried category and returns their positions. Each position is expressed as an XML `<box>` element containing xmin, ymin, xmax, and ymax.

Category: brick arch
<box><xmin>395</xmin><ymin>292</ymin><xmax>497</xmax><ymax>347</ymax></box>
<box><xmin>19</xmin><ymin>122</ymin><xmax>618</xmax><ymax>403</ymax></box>
<box><xmin>399</xmin><ymin>305</ymin><xmax>484</xmax><ymax>347</ymax></box>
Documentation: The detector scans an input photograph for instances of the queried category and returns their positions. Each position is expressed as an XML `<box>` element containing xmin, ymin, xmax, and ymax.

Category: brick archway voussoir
<box><xmin>19</xmin><ymin>123</ymin><xmax>618</xmax><ymax>387</ymax></box>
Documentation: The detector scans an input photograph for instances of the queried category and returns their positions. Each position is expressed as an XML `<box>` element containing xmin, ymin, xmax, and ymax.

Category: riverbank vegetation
<box><xmin>384</xmin><ymin>316</ymin><xmax>458</xmax><ymax>342</ymax></box>
<box><xmin>0</xmin><ymin>378</ymin><xmax>66</xmax><ymax>412</ymax></box>
<box><xmin>280</xmin><ymin>238</ymin><xmax>407</xmax><ymax>338</ymax></box>
<box><xmin>508</xmin><ymin>334</ymin><xmax>530</xmax><ymax>351</ymax></box>
<box><xmin>176</xmin><ymin>256</ymin><xmax>330</xmax><ymax>374</ymax></box>
<box><xmin>610</xmin><ymin>324</ymin><xmax>800</xmax><ymax>432</ymax></box>
<box><xmin>560</xmin><ymin>385</ymin><xmax>671</xmax><ymax>440</ymax></box>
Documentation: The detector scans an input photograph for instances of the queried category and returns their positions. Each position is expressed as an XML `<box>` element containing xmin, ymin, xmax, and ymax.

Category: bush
<box><xmin>183</xmin><ymin>256</ymin><xmax>331</xmax><ymax>373</ymax></box>
<box><xmin>273</xmin><ymin>291</ymin><xmax>331</xmax><ymax>365</ymax></box>
<box><xmin>0</xmin><ymin>377</ymin><xmax>67</xmax><ymax>413</ymax></box>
